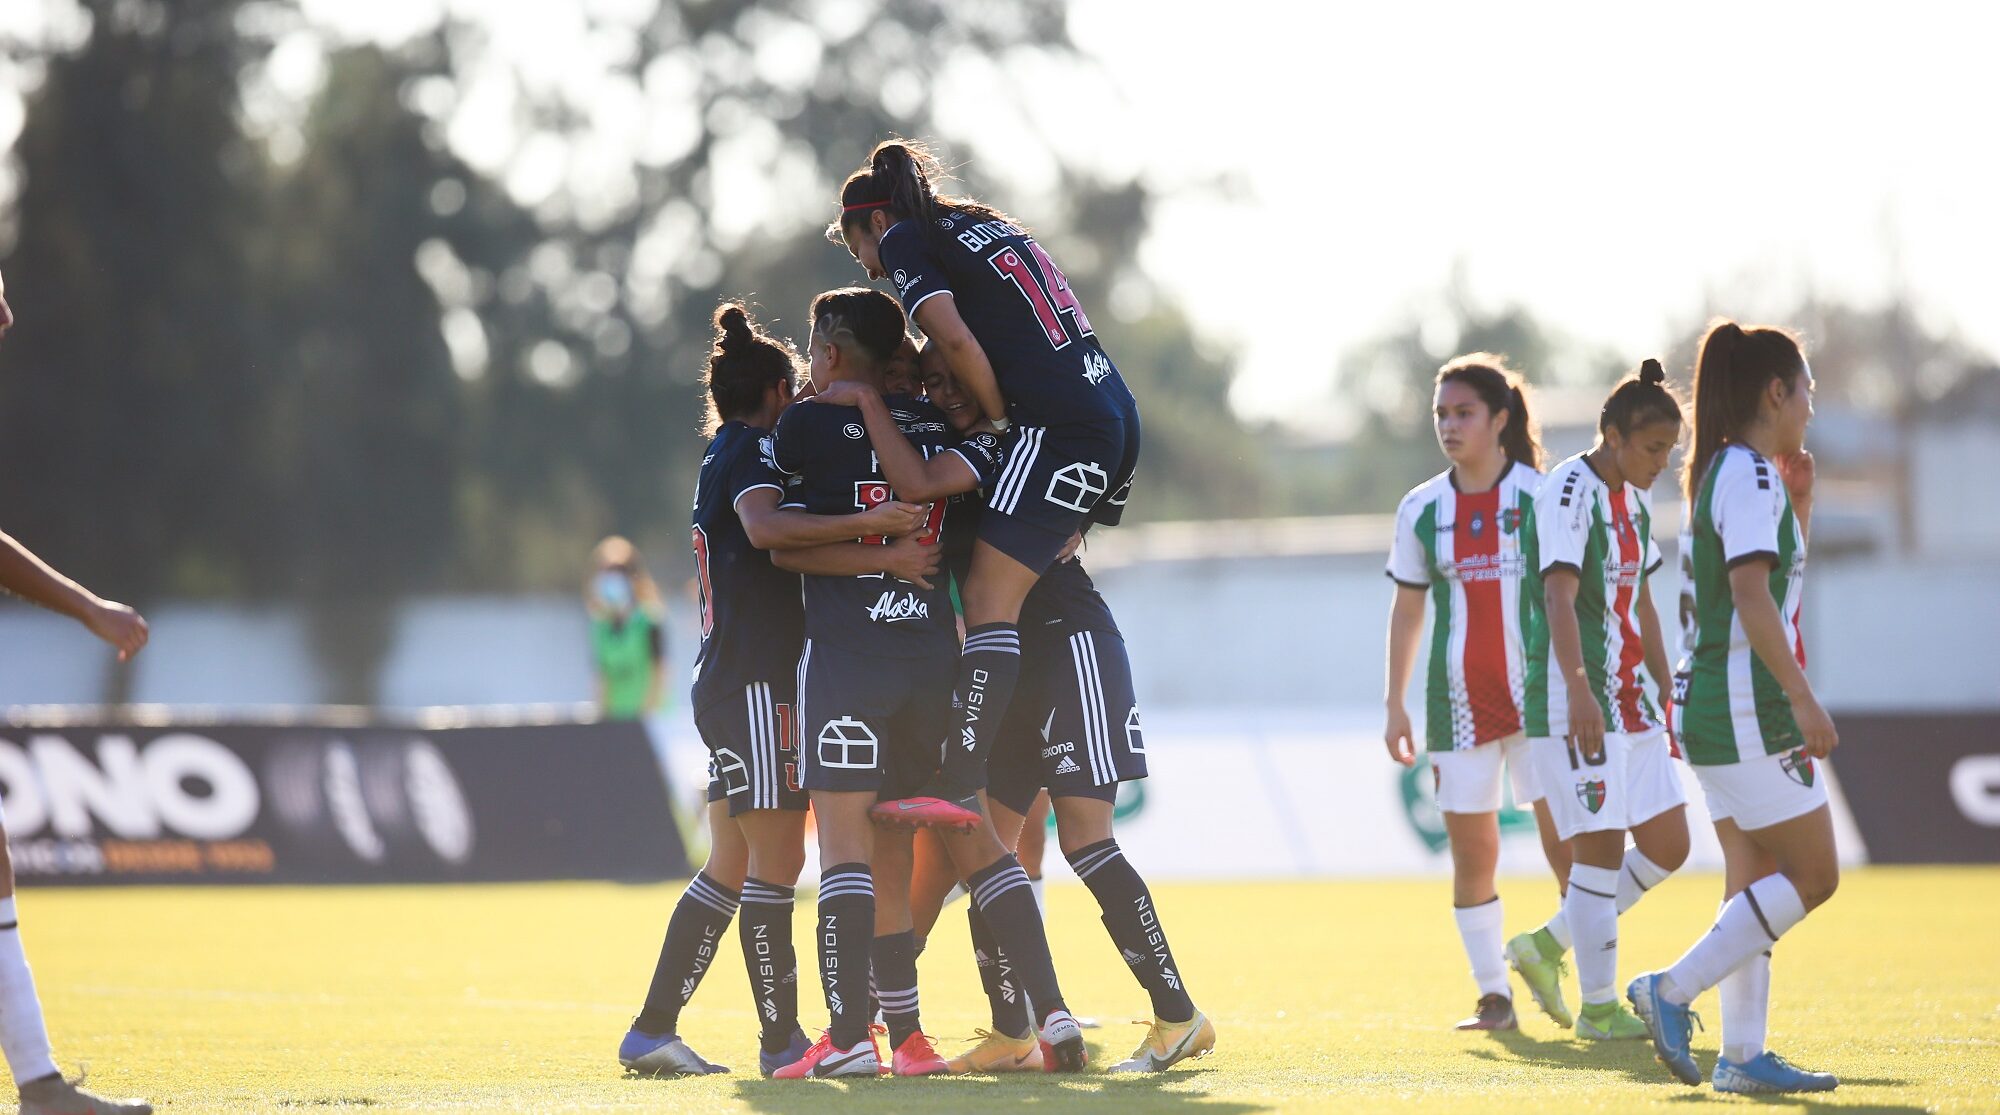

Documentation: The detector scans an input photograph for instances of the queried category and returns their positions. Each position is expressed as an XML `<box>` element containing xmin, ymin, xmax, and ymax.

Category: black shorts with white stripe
<box><xmin>696</xmin><ymin>680</ymin><xmax>807</xmax><ymax>815</ymax></box>
<box><xmin>979</xmin><ymin>413</ymin><xmax>1133</xmax><ymax>572</ymax></box>
<box><xmin>988</xmin><ymin>627</ymin><xmax>1147</xmax><ymax>816</ymax></box>
<box><xmin>795</xmin><ymin>640</ymin><xmax>955</xmax><ymax>797</ymax></box>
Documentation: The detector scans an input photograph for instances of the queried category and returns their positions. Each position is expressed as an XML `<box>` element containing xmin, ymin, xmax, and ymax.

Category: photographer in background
<box><xmin>587</xmin><ymin>536</ymin><xmax>667</xmax><ymax>721</ymax></box>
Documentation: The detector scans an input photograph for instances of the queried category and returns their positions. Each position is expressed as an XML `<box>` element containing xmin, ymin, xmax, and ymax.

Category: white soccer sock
<box><xmin>1453</xmin><ymin>899</ymin><xmax>1511</xmax><ymax>999</ymax></box>
<box><xmin>1616</xmin><ymin>847</ymin><xmax>1673</xmax><ymax>913</ymax></box>
<box><xmin>1029</xmin><ymin>876</ymin><xmax>1045</xmax><ymax>914</ymax></box>
<box><xmin>1564</xmin><ymin>864</ymin><xmax>1621</xmax><ymax>1006</ymax></box>
<box><xmin>1663</xmin><ymin>874</ymin><xmax>1806</xmax><ymax>1005</ymax></box>
<box><xmin>0</xmin><ymin>898</ymin><xmax>58</xmax><ymax>1086</ymax></box>
<box><xmin>1720</xmin><ymin>947</ymin><xmax>1772</xmax><ymax>1064</ymax></box>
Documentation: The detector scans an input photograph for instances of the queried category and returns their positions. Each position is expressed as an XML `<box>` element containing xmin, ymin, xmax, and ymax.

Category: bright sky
<box><xmin>10</xmin><ymin>0</ymin><xmax>1996</xmax><ymax>427</ymax></box>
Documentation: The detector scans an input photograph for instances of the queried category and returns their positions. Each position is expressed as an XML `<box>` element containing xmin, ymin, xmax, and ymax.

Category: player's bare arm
<box><xmin>911</xmin><ymin>294</ymin><xmax>1007</xmax><ymax>424</ymax></box>
<box><xmin>808</xmin><ymin>382</ymin><xmax>980</xmax><ymax>503</ymax></box>
<box><xmin>1634</xmin><ymin>587</ymin><xmax>1673</xmax><ymax>712</ymax></box>
<box><xmin>737</xmin><ymin>487</ymin><xmax>925</xmax><ymax>550</ymax></box>
<box><xmin>770</xmin><ymin>534</ymin><xmax>939</xmax><ymax>589</ymax></box>
<box><xmin>1543</xmin><ymin>567</ymin><xmax>1605</xmax><ymax>759</ymax></box>
<box><xmin>0</xmin><ymin>531</ymin><xmax>148</xmax><ymax>661</ymax></box>
<box><xmin>1382</xmin><ymin>584</ymin><xmax>1426</xmax><ymax>766</ymax></box>
<box><xmin>1727</xmin><ymin>560</ymin><xmax>1836</xmax><ymax>758</ymax></box>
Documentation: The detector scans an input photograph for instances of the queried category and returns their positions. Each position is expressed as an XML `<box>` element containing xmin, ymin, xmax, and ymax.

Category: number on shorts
<box><xmin>1565</xmin><ymin>737</ymin><xmax>1610</xmax><ymax>770</ymax></box>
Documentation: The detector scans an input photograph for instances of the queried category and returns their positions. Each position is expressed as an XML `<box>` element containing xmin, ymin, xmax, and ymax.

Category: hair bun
<box><xmin>714</xmin><ymin>304</ymin><xmax>751</xmax><ymax>351</ymax></box>
<box><xmin>1639</xmin><ymin>358</ymin><xmax>1666</xmax><ymax>386</ymax></box>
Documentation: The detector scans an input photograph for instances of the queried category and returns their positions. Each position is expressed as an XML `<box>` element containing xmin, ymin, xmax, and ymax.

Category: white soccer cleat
<box><xmin>1109</xmin><ymin>1008</ymin><xmax>1217</xmax><ymax>1072</ymax></box>
<box><xmin>18</xmin><ymin>1073</ymin><xmax>153</xmax><ymax>1115</ymax></box>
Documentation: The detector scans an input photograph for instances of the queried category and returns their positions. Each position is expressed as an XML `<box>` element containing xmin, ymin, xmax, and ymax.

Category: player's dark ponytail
<box><xmin>1600</xmin><ymin>358</ymin><xmax>1683</xmax><ymax>438</ymax></box>
<box><xmin>810</xmin><ymin>287</ymin><xmax>907</xmax><ymax>364</ymax></box>
<box><xmin>828</xmin><ymin>138</ymin><xmax>1024</xmax><ymax>247</ymax></box>
<box><xmin>1683</xmin><ymin>319</ymin><xmax>1805</xmax><ymax>497</ymax></box>
<box><xmin>703</xmin><ymin>301</ymin><xmax>798</xmax><ymax>433</ymax></box>
<box><xmin>1438</xmin><ymin>353</ymin><xmax>1543</xmax><ymax>471</ymax></box>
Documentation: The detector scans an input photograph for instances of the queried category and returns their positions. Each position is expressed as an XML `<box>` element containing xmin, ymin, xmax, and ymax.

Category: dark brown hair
<box><xmin>809</xmin><ymin>287</ymin><xmax>907</xmax><ymax>364</ymax></box>
<box><xmin>1601</xmin><ymin>358</ymin><xmax>1684</xmax><ymax>438</ymax></box>
<box><xmin>1682</xmin><ymin>320</ymin><xmax>1805</xmax><ymax>497</ymax></box>
<box><xmin>703</xmin><ymin>302</ymin><xmax>797</xmax><ymax>433</ymax></box>
<box><xmin>826</xmin><ymin>139</ymin><xmax>1021</xmax><ymax>248</ymax></box>
<box><xmin>1437</xmin><ymin>353</ymin><xmax>1543</xmax><ymax>470</ymax></box>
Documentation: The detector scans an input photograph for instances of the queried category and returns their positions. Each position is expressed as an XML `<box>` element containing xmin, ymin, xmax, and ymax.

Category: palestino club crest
<box><xmin>1576</xmin><ymin>779</ymin><xmax>1607</xmax><ymax>814</ymax></box>
<box><xmin>1781</xmin><ymin>750</ymin><xmax>1817</xmax><ymax>787</ymax></box>
<box><xmin>1501</xmin><ymin>507</ymin><xmax>1524</xmax><ymax>534</ymax></box>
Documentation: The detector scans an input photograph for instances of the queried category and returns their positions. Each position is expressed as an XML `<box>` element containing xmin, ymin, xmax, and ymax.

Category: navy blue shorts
<box><xmin>981</xmin><ymin>410</ymin><xmax>1138</xmax><ymax>571</ymax></box>
<box><xmin>988</xmin><ymin>627</ymin><xmax>1147</xmax><ymax>816</ymax></box>
<box><xmin>796</xmin><ymin>639</ymin><xmax>955</xmax><ymax>798</ymax></box>
<box><xmin>696</xmin><ymin>681</ymin><xmax>807</xmax><ymax>816</ymax></box>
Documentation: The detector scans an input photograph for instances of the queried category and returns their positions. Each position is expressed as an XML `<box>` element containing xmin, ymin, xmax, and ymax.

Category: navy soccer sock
<box><xmin>873</xmin><ymin>930</ymin><xmax>923</xmax><ymax>1050</ymax></box>
<box><xmin>816</xmin><ymin>864</ymin><xmax>875</xmax><ymax>1049</ymax></box>
<box><xmin>969</xmin><ymin>904</ymin><xmax>1031</xmax><ymax>1038</ymax></box>
<box><xmin>944</xmin><ymin>623</ymin><xmax>1021</xmax><ymax>789</ymax></box>
<box><xmin>738</xmin><ymin>878</ymin><xmax>799</xmax><ymax>1053</ymax></box>
<box><xmin>634</xmin><ymin>872</ymin><xmax>738</xmax><ymax>1035</ymax></box>
<box><xmin>1068</xmin><ymin>839</ymin><xmax>1195</xmax><ymax>1022</ymax></box>
<box><xmin>967</xmin><ymin>854</ymin><xmax>1067</xmax><ymax>1025</ymax></box>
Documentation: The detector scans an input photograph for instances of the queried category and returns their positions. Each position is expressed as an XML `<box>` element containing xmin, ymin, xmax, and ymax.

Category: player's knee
<box><xmin>1792</xmin><ymin>862</ymin><xmax>1839</xmax><ymax>911</ymax></box>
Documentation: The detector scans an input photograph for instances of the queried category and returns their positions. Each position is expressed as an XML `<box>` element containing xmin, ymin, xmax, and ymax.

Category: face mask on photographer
<box><xmin>594</xmin><ymin>569</ymin><xmax>634</xmax><ymax>612</ymax></box>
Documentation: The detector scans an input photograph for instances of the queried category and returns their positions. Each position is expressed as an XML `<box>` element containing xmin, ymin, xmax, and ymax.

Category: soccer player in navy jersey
<box><xmin>826</xmin><ymin>141</ymin><xmax>1141</xmax><ymax>824</ymax></box>
<box><xmin>817</xmin><ymin>348</ymin><xmax>1214</xmax><ymax>1074</ymax></box>
<box><xmin>620</xmin><ymin>303</ymin><xmax>939</xmax><ymax>1079</ymax></box>
<box><xmin>0</xmin><ymin>268</ymin><xmax>153</xmax><ymax>1115</ymax></box>
<box><xmin>764</xmin><ymin>287</ymin><xmax>1088</xmax><ymax>1078</ymax></box>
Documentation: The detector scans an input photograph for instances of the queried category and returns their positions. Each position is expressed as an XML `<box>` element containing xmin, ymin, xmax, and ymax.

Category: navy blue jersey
<box><xmin>689</xmin><ymin>421</ymin><xmax>805</xmax><ymax>713</ymax></box>
<box><xmin>880</xmin><ymin>208</ymin><xmax>1136</xmax><ymax>429</ymax></box>
<box><xmin>1021</xmin><ymin>555</ymin><xmax>1120</xmax><ymax>640</ymax></box>
<box><xmin>770</xmin><ymin>395</ymin><xmax>1001</xmax><ymax>658</ymax></box>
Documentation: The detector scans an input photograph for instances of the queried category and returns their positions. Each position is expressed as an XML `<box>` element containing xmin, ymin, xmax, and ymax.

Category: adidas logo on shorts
<box><xmin>1054</xmin><ymin>756</ymin><xmax>1080</xmax><ymax>775</ymax></box>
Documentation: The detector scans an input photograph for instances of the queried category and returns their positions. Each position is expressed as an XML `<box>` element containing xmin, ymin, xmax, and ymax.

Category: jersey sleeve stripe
<box><xmin>731</xmin><ymin>483</ymin><xmax>784</xmax><ymax>510</ymax></box>
<box><xmin>906</xmin><ymin>288</ymin><xmax>952</xmax><ymax>315</ymax></box>
<box><xmin>941</xmin><ymin>447</ymin><xmax>985</xmax><ymax>488</ymax></box>
<box><xmin>1385</xmin><ymin>570</ymin><xmax>1428</xmax><ymax>589</ymax></box>
<box><xmin>1725</xmin><ymin>550</ymin><xmax>1780</xmax><ymax>570</ymax></box>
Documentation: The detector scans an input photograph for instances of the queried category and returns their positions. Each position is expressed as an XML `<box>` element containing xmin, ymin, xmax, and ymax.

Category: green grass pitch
<box><xmin>25</xmin><ymin>867</ymin><xmax>1998</xmax><ymax>1113</ymax></box>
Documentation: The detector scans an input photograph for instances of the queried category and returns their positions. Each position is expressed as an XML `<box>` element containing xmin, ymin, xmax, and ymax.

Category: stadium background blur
<box><xmin>0</xmin><ymin>1</ymin><xmax>1996</xmax><ymax>1111</ymax></box>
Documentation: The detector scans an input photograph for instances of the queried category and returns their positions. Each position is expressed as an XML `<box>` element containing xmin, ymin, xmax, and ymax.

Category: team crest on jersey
<box><xmin>1501</xmin><ymin>507</ymin><xmax>1524</xmax><ymax>534</ymax></box>
<box><xmin>1469</xmin><ymin>511</ymin><xmax>1487</xmax><ymax>537</ymax></box>
<box><xmin>1576</xmin><ymin>779</ymin><xmax>1607</xmax><ymax>814</ymax></box>
<box><xmin>1781</xmin><ymin>750</ymin><xmax>1816</xmax><ymax>787</ymax></box>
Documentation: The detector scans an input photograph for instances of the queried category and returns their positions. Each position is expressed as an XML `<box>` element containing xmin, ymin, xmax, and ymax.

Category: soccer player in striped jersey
<box><xmin>1383</xmin><ymin>354</ymin><xmax>1572</xmax><ymax>1032</ymax></box>
<box><xmin>1507</xmin><ymin>360</ymin><xmax>1691</xmax><ymax>1040</ymax></box>
<box><xmin>827</xmin><ymin>141</ymin><xmax>1142</xmax><ymax>825</ymax></box>
<box><xmin>817</xmin><ymin>351</ymin><xmax>1212</xmax><ymax>1074</ymax></box>
<box><xmin>1628</xmin><ymin>322</ymin><xmax>1840</xmax><ymax>1095</ymax></box>
<box><xmin>0</xmin><ymin>267</ymin><xmax>153</xmax><ymax>1115</ymax></box>
<box><xmin>620</xmin><ymin>304</ymin><xmax>936</xmax><ymax>1078</ymax></box>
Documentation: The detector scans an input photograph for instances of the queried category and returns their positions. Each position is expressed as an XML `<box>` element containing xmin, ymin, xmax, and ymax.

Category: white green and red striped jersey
<box><xmin>1671</xmin><ymin>444</ymin><xmax>1808</xmax><ymax>765</ymax></box>
<box><xmin>1387</xmin><ymin>462</ymin><xmax>1543</xmax><ymax>752</ymax></box>
<box><xmin>1522</xmin><ymin>452</ymin><xmax>1666</xmax><ymax>739</ymax></box>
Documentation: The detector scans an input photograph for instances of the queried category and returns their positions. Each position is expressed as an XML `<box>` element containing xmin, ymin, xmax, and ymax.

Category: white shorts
<box><xmin>1431</xmin><ymin>732</ymin><xmax>1542</xmax><ymax>815</ymax></box>
<box><xmin>1530</xmin><ymin>726</ymin><xmax>1688</xmax><ymax>840</ymax></box>
<box><xmin>1695</xmin><ymin>748</ymin><xmax>1830</xmax><ymax>832</ymax></box>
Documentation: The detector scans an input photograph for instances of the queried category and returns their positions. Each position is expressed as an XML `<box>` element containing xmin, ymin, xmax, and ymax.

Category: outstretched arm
<box><xmin>0</xmin><ymin>531</ymin><xmax>149</xmax><ymax>660</ymax></box>
<box><xmin>809</xmin><ymin>383</ymin><xmax>981</xmax><ymax>503</ymax></box>
<box><xmin>912</xmin><ymin>294</ymin><xmax>1007</xmax><ymax>423</ymax></box>
<box><xmin>737</xmin><ymin>488</ymin><xmax>925</xmax><ymax>551</ymax></box>
<box><xmin>771</xmin><ymin>534</ymin><xmax>940</xmax><ymax>589</ymax></box>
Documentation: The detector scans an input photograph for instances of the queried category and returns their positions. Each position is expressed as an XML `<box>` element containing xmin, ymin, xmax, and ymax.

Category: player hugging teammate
<box><xmin>624</xmin><ymin>139</ymin><xmax>1209</xmax><ymax>1080</ymax></box>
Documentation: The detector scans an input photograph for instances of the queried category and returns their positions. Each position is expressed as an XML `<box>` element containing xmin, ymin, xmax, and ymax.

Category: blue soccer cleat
<box><xmin>1712</xmin><ymin>1051</ymin><xmax>1838</xmax><ymax>1094</ymax></box>
<box><xmin>619</xmin><ymin>1027</ymin><xmax>729</xmax><ymax>1076</ymax></box>
<box><xmin>1626</xmin><ymin>972</ymin><xmax>1702</xmax><ymax>1086</ymax></box>
<box><xmin>759</xmin><ymin>1028</ymin><xmax>813</xmax><ymax>1078</ymax></box>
